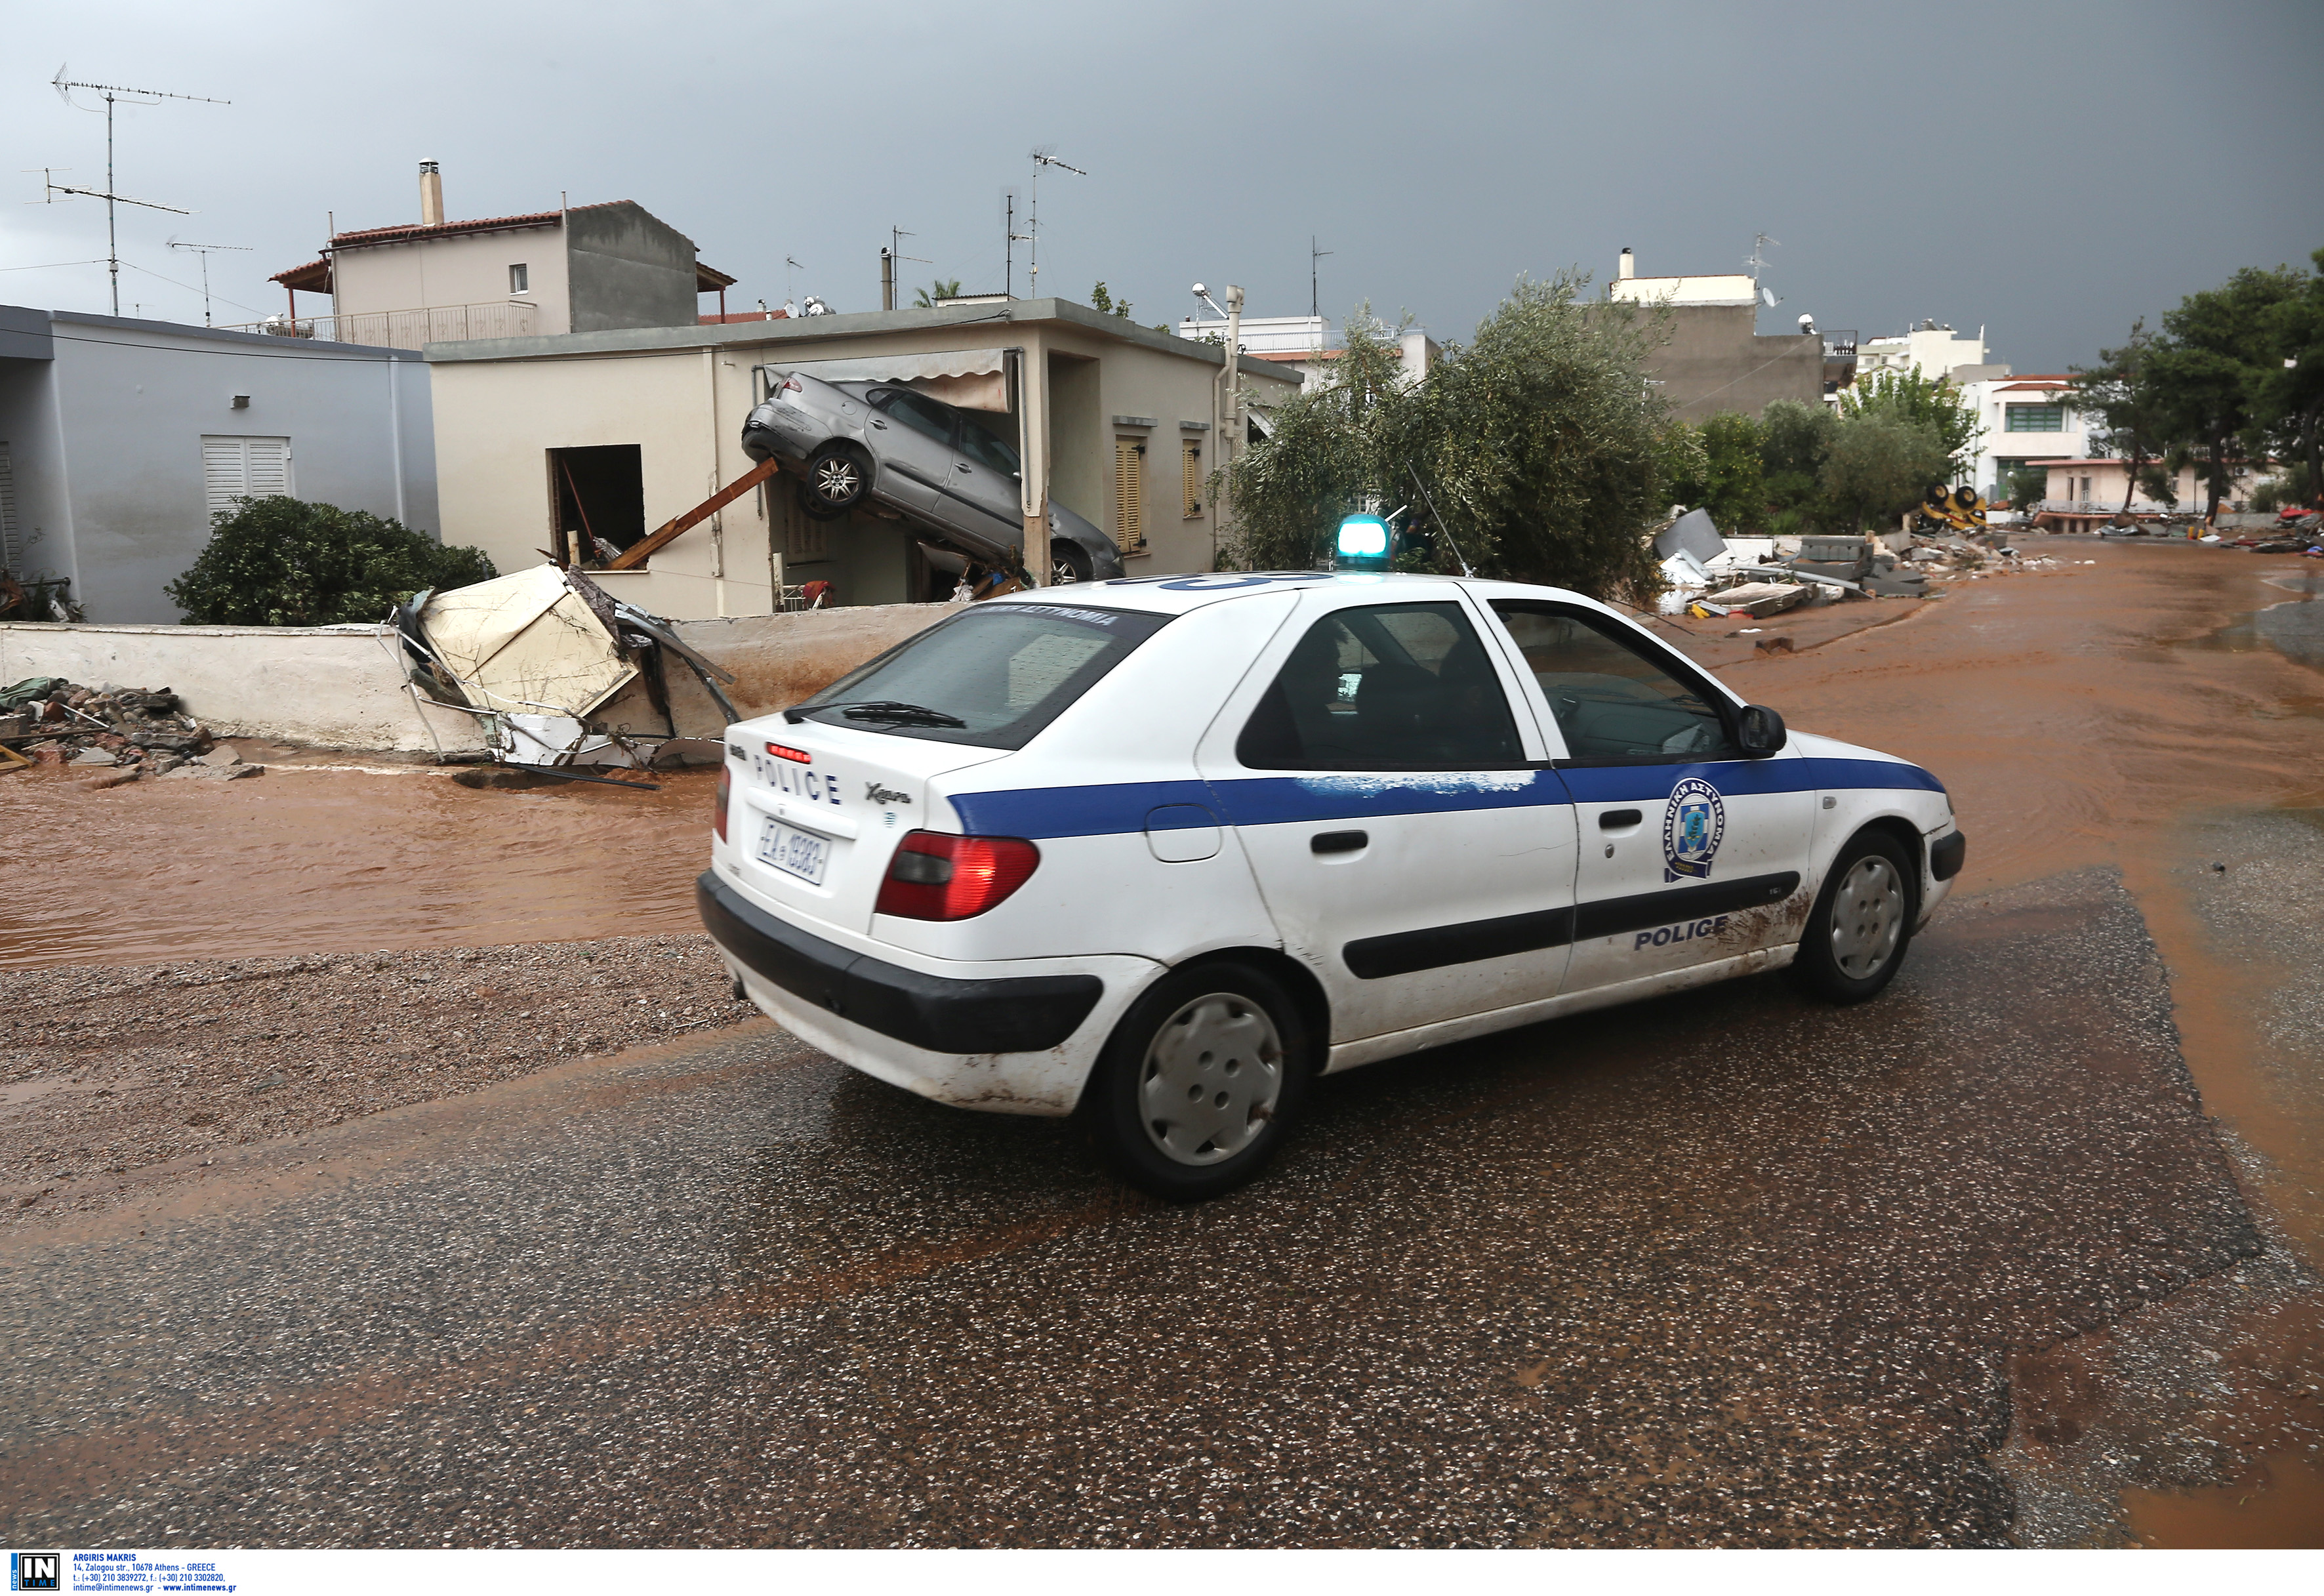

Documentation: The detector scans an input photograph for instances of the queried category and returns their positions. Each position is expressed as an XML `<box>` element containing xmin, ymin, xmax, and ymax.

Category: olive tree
<box><xmin>1821</xmin><ymin>414</ymin><xmax>1951</xmax><ymax>532</ymax></box>
<box><xmin>1221</xmin><ymin>274</ymin><xmax>1679</xmax><ymax>604</ymax></box>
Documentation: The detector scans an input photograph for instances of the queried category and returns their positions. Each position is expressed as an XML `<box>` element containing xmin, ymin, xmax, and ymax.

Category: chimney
<box><xmin>419</xmin><ymin>161</ymin><xmax>444</xmax><ymax>227</ymax></box>
<box><xmin>1618</xmin><ymin>247</ymin><xmax>1635</xmax><ymax>281</ymax></box>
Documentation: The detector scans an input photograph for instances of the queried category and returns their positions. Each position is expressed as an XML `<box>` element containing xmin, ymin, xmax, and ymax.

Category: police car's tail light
<box><xmin>714</xmin><ymin>764</ymin><xmax>731</xmax><ymax>843</ymax></box>
<box><xmin>876</xmin><ymin>830</ymin><xmax>1040</xmax><ymax>920</ymax></box>
<box><xmin>765</xmin><ymin>741</ymin><xmax>811</xmax><ymax>763</ymax></box>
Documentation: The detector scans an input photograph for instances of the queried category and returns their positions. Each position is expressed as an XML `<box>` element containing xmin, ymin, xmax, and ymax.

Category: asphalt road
<box><xmin>0</xmin><ymin>867</ymin><xmax>2263</xmax><ymax>1547</ymax></box>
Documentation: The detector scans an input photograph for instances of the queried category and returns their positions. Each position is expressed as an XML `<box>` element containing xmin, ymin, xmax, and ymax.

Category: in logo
<box><xmin>12</xmin><ymin>1553</ymin><xmax>60</xmax><ymax>1592</ymax></box>
<box><xmin>1662</xmin><ymin>777</ymin><xmax>1726</xmax><ymax>882</ymax></box>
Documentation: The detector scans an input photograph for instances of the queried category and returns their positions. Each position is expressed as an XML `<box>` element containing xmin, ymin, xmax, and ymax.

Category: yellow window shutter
<box><xmin>1182</xmin><ymin>438</ymin><xmax>1203</xmax><ymax>518</ymax></box>
<box><xmin>1114</xmin><ymin>436</ymin><xmax>1145</xmax><ymax>552</ymax></box>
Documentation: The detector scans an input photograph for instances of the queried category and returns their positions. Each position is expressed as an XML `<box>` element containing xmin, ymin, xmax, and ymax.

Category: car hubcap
<box><xmin>1137</xmin><ymin>992</ymin><xmax>1284</xmax><ymax>1166</ymax></box>
<box><xmin>815</xmin><ymin>458</ymin><xmax>858</xmax><ymax>503</ymax></box>
<box><xmin>1830</xmin><ymin>855</ymin><xmax>1904</xmax><ymax>979</ymax></box>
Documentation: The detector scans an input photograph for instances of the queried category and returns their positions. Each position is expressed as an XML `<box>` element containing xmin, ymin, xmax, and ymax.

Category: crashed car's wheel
<box><xmin>798</xmin><ymin>446</ymin><xmax>867</xmax><ymax>520</ymax></box>
<box><xmin>1077</xmin><ymin>961</ymin><xmax>1311</xmax><ymax>1202</ymax></box>
<box><xmin>1793</xmin><ymin>829</ymin><xmax>1917</xmax><ymax>1004</ymax></box>
<box><xmin>1049</xmin><ymin>541</ymin><xmax>1093</xmax><ymax>586</ymax></box>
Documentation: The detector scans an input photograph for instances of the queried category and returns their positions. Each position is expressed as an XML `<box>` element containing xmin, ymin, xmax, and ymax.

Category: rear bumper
<box><xmin>697</xmin><ymin>871</ymin><xmax>1101</xmax><ymax>1054</ymax></box>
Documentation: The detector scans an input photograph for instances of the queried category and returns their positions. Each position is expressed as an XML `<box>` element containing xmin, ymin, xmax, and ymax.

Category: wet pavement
<box><xmin>4</xmin><ymin>539</ymin><xmax>2323</xmax><ymax>1546</ymax></box>
<box><xmin>0</xmin><ymin>869</ymin><xmax>2264</xmax><ymax>1546</ymax></box>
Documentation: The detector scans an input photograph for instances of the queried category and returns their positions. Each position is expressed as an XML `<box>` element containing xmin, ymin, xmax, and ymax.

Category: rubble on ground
<box><xmin>0</xmin><ymin>678</ymin><xmax>262</xmax><ymax>784</ymax></box>
<box><xmin>1657</xmin><ymin>515</ymin><xmax>2080</xmax><ymax>620</ymax></box>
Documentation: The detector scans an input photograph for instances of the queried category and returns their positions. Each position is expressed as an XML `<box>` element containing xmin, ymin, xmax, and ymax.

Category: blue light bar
<box><xmin>1335</xmin><ymin>514</ymin><xmax>1391</xmax><ymax>569</ymax></box>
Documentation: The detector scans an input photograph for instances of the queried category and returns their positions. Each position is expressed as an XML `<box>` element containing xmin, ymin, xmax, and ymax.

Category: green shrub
<box><xmin>166</xmin><ymin>496</ymin><xmax>497</xmax><ymax>626</ymax></box>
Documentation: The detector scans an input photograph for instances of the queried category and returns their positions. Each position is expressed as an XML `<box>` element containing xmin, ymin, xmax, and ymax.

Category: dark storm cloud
<box><xmin>6</xmin><ymin>1</ymin><xmax>2316</xmax><ymax>372</ymax></box>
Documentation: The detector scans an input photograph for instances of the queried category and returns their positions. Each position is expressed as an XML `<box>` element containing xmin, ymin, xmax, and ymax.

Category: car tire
<box><xmin>1049</xmin><ymin>540</ymin><xmax>1093</xmax><ymax>586</ymax></box>
<box><xmin>1793</xmin><ymin>828</ymin><xmax>1918</xmax><ymax>1004</ymax></box>
<box><xmin>1077</xmin><ymin>961</ymin><xmax>1311</xmax><ymax>1202</ymax></box>
<box><xmin>798</xmin><ymin>445</ymin><xmax>868</xmax><ymax>520</ymax></box>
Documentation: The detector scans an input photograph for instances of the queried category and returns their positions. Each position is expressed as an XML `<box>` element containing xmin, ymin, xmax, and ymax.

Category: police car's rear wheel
<box><xmin>1079</xmin><ymin>962</ymin><xmax>1311</xmax><ymax>1201</ymax></box>
<box><xmin>1794</xmin><ymin>830</ymin><xmax>1917</xmax><ymax>1004</ymax></box>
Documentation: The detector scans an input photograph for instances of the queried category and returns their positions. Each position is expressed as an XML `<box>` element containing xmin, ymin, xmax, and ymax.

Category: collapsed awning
<box><xmin>417</xmin><ymin>564</ymin><xmax>636</xmax><ymax>717</ymax></box>
<box><xmin>762</xmin><ymin>348</ymin><xmax>1009</xmax><ymax>412</ymax></box>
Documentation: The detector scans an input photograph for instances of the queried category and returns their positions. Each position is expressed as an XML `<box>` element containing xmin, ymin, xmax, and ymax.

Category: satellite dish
<box><xmin>1761</xmin><ymin>287</ymin><xmax>1779</xmax><ymax>308</ymax></box>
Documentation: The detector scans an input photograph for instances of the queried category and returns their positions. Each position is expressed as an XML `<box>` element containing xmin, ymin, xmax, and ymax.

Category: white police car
<box><xmin>701</xmin><ymin>567</ymin><xmax>1966</xmax><ymax>1199</ymax></box>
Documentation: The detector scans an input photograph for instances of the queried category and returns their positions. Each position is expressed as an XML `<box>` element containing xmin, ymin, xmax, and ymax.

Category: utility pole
<box><xmin>1311</xmin><ymin>237</ymin><xmax>1332</xmax><ymax>321</ymax></box>
<box><xmin>51</xmin><ymin>67</ymin><xmax>226</xmax><ymax>316</ymax></box>
<box><xmin>165</xmin><ymin>238</ymin><xmax>250</xmax><ymax>326</ymax></box>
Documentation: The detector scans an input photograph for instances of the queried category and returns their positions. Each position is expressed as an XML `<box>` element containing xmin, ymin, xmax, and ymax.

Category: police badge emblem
<box><xmin>1663</xmin><ymin>777</ymin><xmax>1726</xmax><ymax>882</ymax></box>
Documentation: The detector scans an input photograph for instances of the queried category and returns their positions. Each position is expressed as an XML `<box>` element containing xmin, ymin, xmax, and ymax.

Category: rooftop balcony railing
<box><xmin>223</xmin><ymin>298</ymin><xmax>544</xmax><ymax>350</ymax></box>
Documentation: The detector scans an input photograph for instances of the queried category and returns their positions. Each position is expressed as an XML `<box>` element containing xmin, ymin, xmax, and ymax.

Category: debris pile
<box><xmin>0</xmin><ymin>678</ymin><xmax>260</xmax><ymax>785</ymax></box>
<box><xmin>1654</xmin><ymin>509</ymin><xmax>2080</xmax><ymax>619</ymax></box>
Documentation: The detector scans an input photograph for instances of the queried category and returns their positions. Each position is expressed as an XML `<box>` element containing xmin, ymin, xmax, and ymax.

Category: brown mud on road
<box><xmin>1682</xmin><ymin>537</ymin><xmax>2324</xmax><ymax>1547</ymax></box>
<box><xmin>1</xmin><ymin>763</ymin><xmax>719</xmax><ymax>969</ymax></box>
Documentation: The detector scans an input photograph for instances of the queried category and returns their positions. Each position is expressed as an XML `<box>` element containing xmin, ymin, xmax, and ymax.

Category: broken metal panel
<box><xmin>418</xmin><ymin>564</ymin><xmax>638</xmax><ymax>718</ymax></box>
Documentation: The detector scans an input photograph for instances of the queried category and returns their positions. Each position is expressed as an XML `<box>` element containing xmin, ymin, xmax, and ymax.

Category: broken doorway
<box><xmin>548</xmin><ymin>445</ymin><xmax>644</xmax><ymax>564</ymax></box>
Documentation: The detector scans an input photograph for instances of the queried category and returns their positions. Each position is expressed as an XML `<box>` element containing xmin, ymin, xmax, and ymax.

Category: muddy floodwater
<box><xmin>5</xmin><ymin>537</ymin><xmax>2323</xmax><ymax>1547</ymax></box>
<box><xmin>1</xmin><ymin>765</ymin><xmax>717</xmax><ymax>968</ymax></box>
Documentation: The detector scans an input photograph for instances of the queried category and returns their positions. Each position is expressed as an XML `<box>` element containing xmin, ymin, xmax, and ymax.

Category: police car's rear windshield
<box><xmin>794</xmin><ymin>602</ymin><xmax>1170</xmax><ymax>749</ymax></box>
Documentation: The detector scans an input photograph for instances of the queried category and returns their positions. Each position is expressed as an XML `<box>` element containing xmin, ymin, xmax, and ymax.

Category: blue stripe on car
<box><xmin>948</xmin><ymin>758</ymin><xmax>1944</xmax><ymax>840</ymax></box>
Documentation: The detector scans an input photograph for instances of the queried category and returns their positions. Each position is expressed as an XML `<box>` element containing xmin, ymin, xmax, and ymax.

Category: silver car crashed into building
<box><xmin>741</xmin><ymin>371</ymin><xmax>1125</xmax><ymax>586</ymax></box>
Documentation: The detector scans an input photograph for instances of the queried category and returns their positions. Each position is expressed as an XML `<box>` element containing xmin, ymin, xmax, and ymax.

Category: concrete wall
<box><xmin>0</xmin><ymin>310</ymin><xmax>438</xmax><ymax>624</ymax></box>
<box><xmin>0</xmin><ymin>621</ymin><xmax>482</xmax><ymax>752</ymax></box>
<box><xmin>0</xmin><ymin>603</ymin><xmax>950</xmax><ymax>752</ymax></box>
<box><xmin>333</xmin><ymin>224</ymin><xmax>569</xmax><ymax>333</ymax></box>
<box><xmin>1646</xmin><ymin>306</ymin><xmax>1824</xmax><ymax>422</ymax></box>
<box><xmin>565</xmin><ymin>203</ymin><xmax>700</xmax><ymax>335</ymax></box>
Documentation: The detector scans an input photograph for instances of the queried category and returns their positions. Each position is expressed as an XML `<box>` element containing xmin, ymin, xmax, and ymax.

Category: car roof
<box><xmin>982</xmin><ymin>571</ymin><xmax>1612</xmax><ymax>620</ymax></box>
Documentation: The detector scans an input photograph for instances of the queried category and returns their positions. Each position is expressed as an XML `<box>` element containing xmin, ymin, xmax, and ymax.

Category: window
<box><xmin>870</xmin><ymin>388</ymin><xmax>958</xmax><ymax>446</ymax></box>
<box><xmin>509</xmin><ymin>263</ymin><xmax>529</xmax><ymax>294</ymax></box>
<box><xmin>1237</xmin><ymin>603</ymin><xmax>1522</xmax><ymax>771</ymax></box>
<box><xmin>2005</xmin><ymin>403</ymin><xmax>2065</xmax><ymax>432</ymax></box>
<box><xmin>797</xmin><ymin>603</ymin><xmax>1172</xmax><ymax>749</ymax></box>
<box><xmin>958</xmin><ymin>420</ymin><xmax>1020</xmax><ymax>476</ymax></box>
<box><xmin>1491</xmin><ymin>604</ymin><xmax>1737</xmax><ymax>762</ymax></box>
<box><xmin>548</xmin><ymin>443</ymin><xmax>645</xmax><ymax>563</ymax></box>
<box><xmin>199</xmin><ymin>436</ymin><xmax>293</xmax><ymax>520</ymax></box>
<box><xmin>1114</xmin><ymin>435</ymin><xmax>1147</xmax><ymax>551</ymax></box>
<box><xmin>1182</xmin><ymin>437</ymin><xmax>1204</xmax><ymax>518</ymax></box>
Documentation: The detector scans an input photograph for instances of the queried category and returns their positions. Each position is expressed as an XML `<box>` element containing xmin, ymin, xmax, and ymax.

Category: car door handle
<box><xmin>869</xmin><ymin>419</ymin><xmax>888</xmax><ymax>429</ymax></box>
<box><xmin>955</xmin><ymin>462</ymin><xmax>972</xmax><ymax>472</ymax></box>
<box><xmin>1600</xmin><ymin>809</ymin><xmax>1643</xmax><ymax>829</ymax></box>
<box><xmin>1312</xmin><ymin>830</ymin><xmax>1368</xmax><ymax>855</ymax></box>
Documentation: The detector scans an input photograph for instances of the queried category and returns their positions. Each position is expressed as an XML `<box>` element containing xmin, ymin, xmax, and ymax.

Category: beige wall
<box><xmin>335</xmin><ymin>224</ymin><xmax>570</xmax><ymax>331</ymax></box>
<box><xmin>427</xmin><ymin>314</ymin><xmax>1299</xmax><ymax>620</ymax></box>
<box><xmin>0</xmin><ymin>621</ymin><xmax>485</xmax><ymax>752</ymax></box>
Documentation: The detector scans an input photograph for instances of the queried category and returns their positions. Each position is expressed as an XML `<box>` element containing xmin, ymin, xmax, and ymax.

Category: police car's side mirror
<box><xmin>1738</xmin><ymin>705</ymin><xmax>1787</xmax><ymax>756</ymax></box>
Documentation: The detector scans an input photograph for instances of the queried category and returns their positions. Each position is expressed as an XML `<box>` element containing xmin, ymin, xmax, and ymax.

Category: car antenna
<box><xmin>1405</xmin><ymin>462</ymin><xmax>1475</xmax><ymax>577</ymax></box>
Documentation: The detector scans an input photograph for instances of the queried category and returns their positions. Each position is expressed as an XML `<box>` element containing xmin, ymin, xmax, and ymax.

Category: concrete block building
<box><xmin>0</xmin><ymin>306</ymin><xmax>434</xmax><ymax>623</ymax></box>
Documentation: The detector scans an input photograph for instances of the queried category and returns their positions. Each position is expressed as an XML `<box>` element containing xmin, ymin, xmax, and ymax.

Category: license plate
<box><xmin>757</xmin><ymin>816</ymin><xmax>831</xmax><ymax>886</ymax></box>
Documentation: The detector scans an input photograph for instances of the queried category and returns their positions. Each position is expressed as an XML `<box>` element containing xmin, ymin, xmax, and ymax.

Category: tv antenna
<box><xmin>783</xmin><ymin>255</ymin><xmax>801</xmax><ymax>306</ymax></box>
<box><xmin>1025</xmin><ymin>146</ymin><xmax>1086</xmax><ymax>296</ymax></box>
<box><xmin>51</xmin><ymin>66</ymin><xmax>227</xmax><ymax>316</ymax></box>
<box><xmin>1311</xmin><ymin>235</ymin><xmax>1334</xmax><ymax>321</ymax></box>
<box><xmin>165</xmin><ymin>237</ymin><xmax>250</xmax><ymax>326</ymax></box>
<box><xmin>1001</xmin><ymin>188</ymin><xmax>1030</xmax><ymax>299</ymax></box>
<box><xmin>1746</xmin><ymin>232</ymin><xmax>1782</xmax><ymax>308</ymax></box>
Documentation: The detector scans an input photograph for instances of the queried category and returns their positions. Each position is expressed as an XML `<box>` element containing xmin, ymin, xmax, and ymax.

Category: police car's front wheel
<box><xmin>1794</xmin><ymin>829</ymin><xmax>1917</xmax><ymax>1004</ymax></box>
<box><xmin>1078</xmin><ymin>962</ymin><xmax>1312</xmax><ymax>1201</ymax></box>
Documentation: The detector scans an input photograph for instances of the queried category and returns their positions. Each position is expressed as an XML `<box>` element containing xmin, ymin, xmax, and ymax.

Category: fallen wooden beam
<box><xmin>606</xmin><ymin>456</ymin><xmax>783</xmax><ymax>572</ymax></box>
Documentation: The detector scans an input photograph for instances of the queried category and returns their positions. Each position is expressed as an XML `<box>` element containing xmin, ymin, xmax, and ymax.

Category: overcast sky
<box><xmin>5</xmin><ymin>1</ymin><xmax>2317</xmax><ymax>375</ymax></box>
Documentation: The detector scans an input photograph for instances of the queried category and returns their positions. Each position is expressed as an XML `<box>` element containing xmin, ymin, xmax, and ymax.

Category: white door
<box><xmin>1483</xmin><ymin>600</ymin><xmax>1816</xmax><ymax>996</ymax></box>
<box><xmin>200</xmin><ymin>436</ymin><xmax>293</xmax><ymax>522</ymax></box>
<box><xmin>1198</xmin><ymin>590</ymin><xmax>1581</xmax><ymax>1046</ymax></box>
